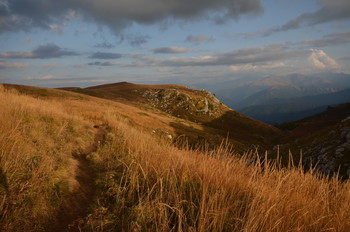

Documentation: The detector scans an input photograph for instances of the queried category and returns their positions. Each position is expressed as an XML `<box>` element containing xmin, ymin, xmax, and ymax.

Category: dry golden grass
<box><xmin>1</xmin><ymin>84</ymin><xmax>350</xmax><ymax>232</ymax></box>
<box><xmin>0</xmin><ymin>85</ymin><xmax>96</xmax><ymax>231</ymax></box>
<box><xmin>84</xmin><ymin>116</ymin><xmax>350</xmax><ymax>232</ymax></box>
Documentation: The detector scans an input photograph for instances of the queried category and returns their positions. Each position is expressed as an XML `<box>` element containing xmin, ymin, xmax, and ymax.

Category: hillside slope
<box><xmin>62</xmin><ymin>82</ymin><xmax>280</xmax><ymax>150</ymax></box>
<box><xmin>1</xmin><ymin>84</ymin><xmax>350</xmax><ymax>232</ymax></box>
<box><xmin>275</xmin><ymin>103</ymin><xmax>350</xmax><ymax>178</ymax></box>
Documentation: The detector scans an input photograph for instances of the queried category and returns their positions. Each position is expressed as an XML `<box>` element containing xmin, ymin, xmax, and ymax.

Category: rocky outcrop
<box><xmin>302</xmin><ymin>121</ymin><xmax>350</xmax><ymax>178</ymax></box>
<box><xmin>137</xmin><ymin>88</ymin><xmax>224</xmax><ymax>122</ymax></box>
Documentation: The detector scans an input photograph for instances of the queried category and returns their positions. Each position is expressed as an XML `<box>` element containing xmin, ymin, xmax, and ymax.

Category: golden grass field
<box><xmin>1</xmin><ymin>84</ymin><xmax>350</xmax><ymax>231</ymax></box>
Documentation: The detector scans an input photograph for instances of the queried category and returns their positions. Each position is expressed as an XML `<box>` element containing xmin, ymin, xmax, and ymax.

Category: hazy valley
<box><xmin>214</xmin><ymin>73</ymin><xmax>350</xmax><ymax>124</ymax></box>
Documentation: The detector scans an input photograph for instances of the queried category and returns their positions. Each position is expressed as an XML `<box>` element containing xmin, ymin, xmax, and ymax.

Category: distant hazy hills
<box><xmin>215</xmin><ymin>73</ymin><xmax>350</xmax><ymax>124</ymax></box>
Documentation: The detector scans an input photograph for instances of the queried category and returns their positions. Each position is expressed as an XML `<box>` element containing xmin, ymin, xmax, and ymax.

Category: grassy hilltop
<box><xmin>1</xmin><ymin>84</ymin><xmax>350</xmax><ymax>231</ymax></box>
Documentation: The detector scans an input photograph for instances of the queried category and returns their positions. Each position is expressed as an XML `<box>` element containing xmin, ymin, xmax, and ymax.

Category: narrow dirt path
<box><xmin>49</xmin><ymin>124</ymin><xmax>108</xmax><ymax>232</ymax></box>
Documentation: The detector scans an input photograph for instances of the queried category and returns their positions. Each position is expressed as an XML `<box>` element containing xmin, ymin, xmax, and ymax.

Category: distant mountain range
<box><xmin>215</xmin><ymin>73</ymin><xmax>350</xmax><ymax>124</ymax></box>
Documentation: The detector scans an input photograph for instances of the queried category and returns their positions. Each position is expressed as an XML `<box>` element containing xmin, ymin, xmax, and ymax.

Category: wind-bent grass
<box><xmin>1</xmin><ymin>84</ymin><xmax>350</xmax><ymax>231</ymax></box>
<box><xmin>85</xmin><ymin>116</ymin><xmax>350</xmax><ymax>232</ymax></box>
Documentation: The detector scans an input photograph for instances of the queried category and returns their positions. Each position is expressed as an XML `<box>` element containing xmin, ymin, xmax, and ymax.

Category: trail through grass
<box><xmin>50</xmin><ymin>125</ymin><xmax>108</xmax><ymax>232</ymax></box>
<box><xmin>1</xmin><ymin>84</ymin><xmax>350</xmax><ymax>232</ymax></box>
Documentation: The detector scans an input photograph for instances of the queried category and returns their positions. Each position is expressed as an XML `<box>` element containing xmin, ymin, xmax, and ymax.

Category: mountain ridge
<box><xmin>241</xmin><ymin>88</ymin><xmax>350</xmax><ymax>124</ymax></box>
<box><xmin>60</xmin><ymin>82</ymin><xmax>280</xmax><ymax>150</ymax></box>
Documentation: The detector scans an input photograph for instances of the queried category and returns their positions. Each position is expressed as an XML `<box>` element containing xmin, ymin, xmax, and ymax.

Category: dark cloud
<box><xmin>301</xmin><ymin>0</ymin><xmax>350</xmax><ymax>24</ymax></box>
<box><xmin>185</xmin><ymin>35</ymin><xmax>214</xmax><ymax>43</ymax></box>
<box><xmin>32</xmin><ymin>43</ymin><xmax>78</xmax><ymax>58</ymax></box>
<box><xmin>0</xmin><ymin>0</ymin><xmax>68</xmax><ymax>32</ymax></box>
<box><xmin>274</xmin><ymin>0</ymin><xmax>350</xmax><ymax>33</ymax></box>
<box><xmin>89</xmin><ymin>52</ymin><xmax>122</xmax><ymax>59</ymax></box>
<box><xmin>126</xmin><ymin>34</ymin><xmax>150</xmax><ymax>47</ymax></box>
<box><xmin>0</xmin><ymin>43</ymin><xmax>78</xmax><ymax>59</ymax></box>
<box><xmin>299</xmin><ymin>30</ymin><xmax>350</xmax><ymax>47</ymax></box>
<box><xmin>242</xmin><ymin>0</ymin><xmax>350</xmax><ymax>38</ymax></box>
<box><xmin>0</xmin><ymin>0</ymin><xmax>262</xmax><ymax>34</ymax></box>
<box><xmin>152</xmin><ymin>47</ymin><xmax>189</xmax><ymax>54</ymax></box>
<box><xmin>94</xmin><ymin>42</ymin><xmax>115</xmax><ymax>49</ymax></box>
<box><xmin>87</xmin><ymin>61</ymin><xmax>118</xmax><ymax>66</ymax></box>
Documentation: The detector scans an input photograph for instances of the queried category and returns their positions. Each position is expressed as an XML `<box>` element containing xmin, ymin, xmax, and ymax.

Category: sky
<box><xmin>0</xmin><ymin>0</ymin><xmax>350</xmax><ymax>88</ymax></box>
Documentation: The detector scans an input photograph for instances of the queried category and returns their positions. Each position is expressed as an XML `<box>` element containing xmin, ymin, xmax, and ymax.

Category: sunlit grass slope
<box><xmin>0</xmin><ymin>85</ymin><xmax>96</xmax><ymax>231</ymax></box>
<box><xmin>1</xmin><ymin>84</ymin><xmax>350</xmax><ymax>231</ymax></box>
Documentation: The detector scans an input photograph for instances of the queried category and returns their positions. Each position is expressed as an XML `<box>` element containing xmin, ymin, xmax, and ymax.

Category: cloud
<box><xmin>94</xmin><ymin>42</ymin><xmax>115</xmax><ymax>49</ymax></box>
<box><xmin>0</xmin><ymin>61</ymin><xmax>30</xmax><ymax>69</ymax></box>
<box><xmin>229</xmin><ymin>62</ymin><xmax>285</xmax><ymax>72</ymax></box>
<box><xmin>87</xmin><ymin>61</ymin><xmax>120</xmax><ymax>66</ymax></box>
<box><xmin>289</xmin><ymin>0</ymin><xmax>350</xmax><ymax>26</ymax></box>
<box><xmin>0</xmin><ymin>1</ymin><xmax>71</xmax><ymax>33</ymax></box>
<box><xmin>49</xmin><ymin>24</ymin><xmax>65</xmax><ymax>34</ymax></box>
<box><xmin>152</xmin><ymin>47</ymin><xmax>189</xmax><ymax>54</ymax></box>
<box><xmin>42</xmin><ymin>63</ymin><xmax>58</xmax><ymax>68</ymax></box>
<box><xmin>242</xmin><ymin>0</ymin><xmax>350</xmax><ymax>38</ymax></box>
<box><xmin>32</xmin><ymin>44</ymin><xmax>78</xmax><ymax>58</ymax></box>
<box><xmin>156</xmin><ymin>44</ymin><xmax>306</xmax><ymax>67</ymax></box>
<box><xmin>26</xmin><ymin>74</ymin><xmax>56</xmax><ymax>80</ymax></box>
<box><xmin>236</xmin><ymin>29</ymin><xmax>271</xmax><ymax>39</ymax></box>
<box><xmin>87</xmin><ymin>60</ymin><xmax>143</xmax><ymax>68</ymax></box>
<box><xmin>0</xmin><ymin>0</ymin><xmax>262</xmax><ymax>34</ymax></box>
<box><xmin>126</xmin><ymin>34</ymin><xmax>150</xmax><ymax>47</ymax></box>
<box><xmin>88</xmin><ymin>45</ymin><xmax>342</xmax><ymax>75</ymax></box>
<box><xmin>53</xmin><ymin>79</ymin><xmax>108</xmax><ymax>85</ymax></box>
<box><xmin>308</xmin><ymin>49</ymin><xmax>340</xmax><ymax>69</ymax></box>
<box><xmin>23</xmin><ymin>74</ymin><xmax>108</xmax><ymax>86</ymax></box>
<box><xmin>0</xmin><ymin>43</ymin><xmax>78</xmax><ymax>59</ymax></box>
<box><xmin>89</xmin><ymin>52</ymin><xmax>122</xmax><ymax>59</ymax></box>
<box><xmin>299</xmin><ymin>30</ymin><xmax>350</xmax><ymax>47</ymax></box>
<box><xmin>90</xmin><ymin>44</ymin><xmax>308</xmax><ymax>68</ymax></box>
<box><xmin>185</xmin><ymin>35</ymin><xmax>214</xmax><ymax>43</ymax></box>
